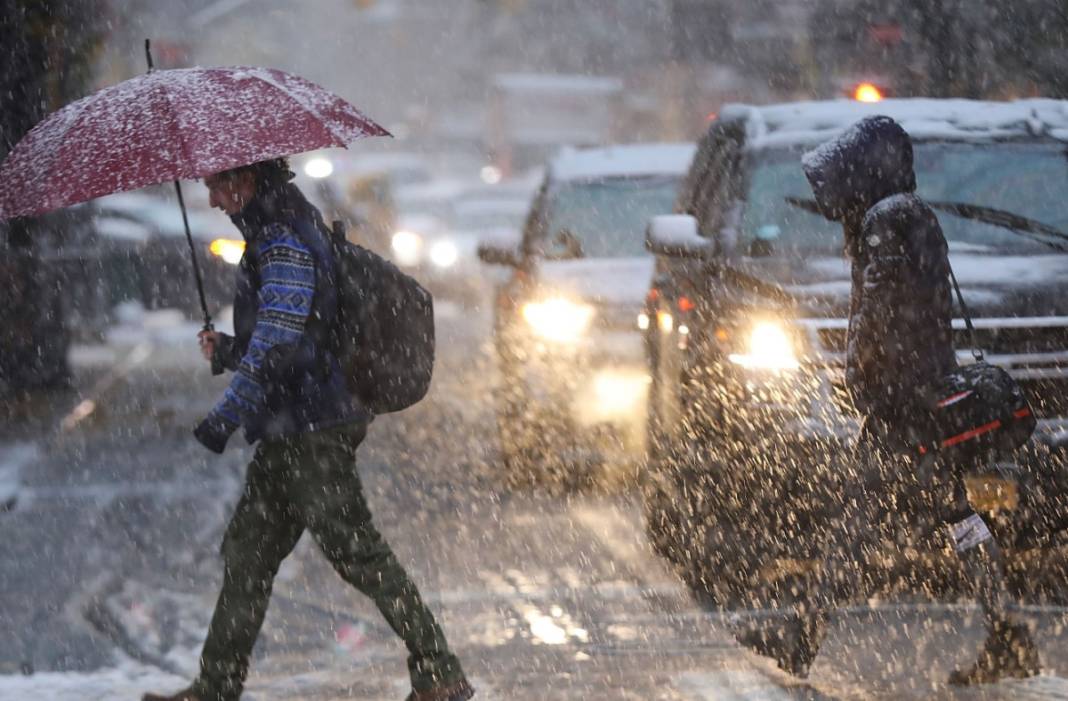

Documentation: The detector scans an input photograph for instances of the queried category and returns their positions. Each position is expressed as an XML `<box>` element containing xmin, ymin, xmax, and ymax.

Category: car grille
<box><xmin>816</xmin><ymin>328</ymin><xmax>847</xmax><ymax>352</ymax></box>
<box><xmin>814</xmin><ymin>319</ymin><xmax>1068</xmax><ymax>421</ymax></box>
<box><xmin>960</xmin><ymin>325</ymin><xmax>1068</xmax><ymax>354</ymax></box>
<box><xmin>594</xmin><ymin>305</ymin><xmax>642</xmax><ymax>332</ymax></box>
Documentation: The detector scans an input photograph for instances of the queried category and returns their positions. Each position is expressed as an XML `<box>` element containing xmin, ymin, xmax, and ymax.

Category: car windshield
<box><xmin>545</xmin><ymin>175</ymin><xmax>681</xmax><ymax>257</ymax></box>
<box><xmin>741</xmin><ymin>141</ymin><xmax>1068</xmax><ymax>256</ymax></box>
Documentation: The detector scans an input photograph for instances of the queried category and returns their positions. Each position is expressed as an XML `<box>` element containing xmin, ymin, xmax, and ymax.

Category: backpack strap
<box><xmin>947</xmin><ymin>261</ymin><xmax>983</xmax><ymax>363</ymax></box>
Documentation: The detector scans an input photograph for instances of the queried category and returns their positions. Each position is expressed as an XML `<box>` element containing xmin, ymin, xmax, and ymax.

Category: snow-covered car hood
<box><xmin>536</xmin><ymin>257</ymin><xmax>656</xmax><ymax>308</ymax></box>
<box><xmin>739</xmin><ymin>252</ymin><xmax>1068</xmax><ymax>319</ymax></box>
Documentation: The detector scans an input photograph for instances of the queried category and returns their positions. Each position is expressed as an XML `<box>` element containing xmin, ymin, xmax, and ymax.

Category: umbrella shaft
<box><xmin>173</xmin><ymin>179</ymin><xmax>212</xmax><ymax>328</ymax></box>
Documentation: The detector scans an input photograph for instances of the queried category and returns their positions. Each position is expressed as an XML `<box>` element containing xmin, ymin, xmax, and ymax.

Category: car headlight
<box><xmin>429</xmin><ymin>240</ymin><xmax>459</xmax><ymax>268</ymax></box>
<box><xmin>521</xmin><ymin>298</ymin><xmax>595</xmax><ymax>343</ymax></box>
<box><xmin>209</xmin><ymin>238</ymin><xmax>245</xmax><ymax>265</ymax></box>
<box><xmin>728</xmin><ymin>321</ymin><xmax>799</xmax><ymax>370</ymax></box>
<box><xmin>391</xmin><ymin>230</ymin><xmax>423</xmax><ymax>266</ymax></box>
<box><xmin>303</xmin><ymin>156</ymin><xmax>334</xmax><ymax>179</ymax></box>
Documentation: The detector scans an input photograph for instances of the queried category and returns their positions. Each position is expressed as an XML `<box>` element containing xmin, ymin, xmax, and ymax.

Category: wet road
<box><xmin>2</xmin><ymin>305</ymin><xmax>1068</xmax><ymax>700</ymax></box>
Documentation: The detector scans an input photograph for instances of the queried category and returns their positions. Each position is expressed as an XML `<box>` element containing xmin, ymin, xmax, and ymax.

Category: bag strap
<box><xmin>947</xmin><ymin>261</ymin><xmax>983</xmax><ymax>362</ymax></box>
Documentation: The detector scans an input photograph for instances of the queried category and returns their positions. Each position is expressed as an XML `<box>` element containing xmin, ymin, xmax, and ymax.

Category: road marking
<box><xmin>60</xmin><ymin>342</ymin><xmax>152</xmax><ymax>432</ymax></box>
<box><xmin>476</xmin><ymin>570</ymin><xmax>591</xmax><ymax>646</ymax></box>
<box><xmin>519</xmin><ymin>604</ymin><xmax>589</xmax><ymax>645</ymax></box>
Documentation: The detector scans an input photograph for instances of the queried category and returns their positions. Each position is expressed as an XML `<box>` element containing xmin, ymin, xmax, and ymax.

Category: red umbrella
<box><xmin>0</xmin><ymin>63</ymin><xmax>389</xmax><ymax>219</ymax></box>
<box><xmin>0</xmin><ymin>42</ymin><xmax>389</xmax><ymax>355</ymax></box>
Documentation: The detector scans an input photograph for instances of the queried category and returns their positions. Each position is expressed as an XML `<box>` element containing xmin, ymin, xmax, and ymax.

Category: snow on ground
<box><xmin>70</xmin><ymin>303</ymin><xmax>236</xmax><ymax>373</ymax></box>
<box><xmin>0</xmin><ymin>660</ymin><xmax>185</xmax><ymax>701</ymax></box>
<box><xmin>106</xmin><ymin>303</ymin><xmax>233</xmax><ymax>351</ymax></box>
<box><xmin>92</xmin><ymin>580</ymin><xmax>208</xmax><ymax>676</ymax></box>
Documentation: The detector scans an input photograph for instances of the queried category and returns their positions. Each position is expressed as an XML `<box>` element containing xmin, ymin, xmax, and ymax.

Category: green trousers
<box><xmin>193</xmin><ymin>423</ymin><xmax>464</xmax><ymax>700</ymax></box>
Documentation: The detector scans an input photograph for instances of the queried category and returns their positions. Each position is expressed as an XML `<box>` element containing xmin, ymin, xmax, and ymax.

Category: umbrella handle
<box><xmin>203</xmin><ymin>321</ymin><xmax>224</xmax><ymax>376</ymax></box>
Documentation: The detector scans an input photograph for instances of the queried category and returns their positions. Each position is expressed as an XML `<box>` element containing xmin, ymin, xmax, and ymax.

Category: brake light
<box><xmin>647</xmin><ymin>288</ymin><xmax>660</xmax><ymax>302</ymax></box>
<box><xmin>678</xmin><ymin>296</ymin><xmax>695</xmax><ymax>312</ymax></box>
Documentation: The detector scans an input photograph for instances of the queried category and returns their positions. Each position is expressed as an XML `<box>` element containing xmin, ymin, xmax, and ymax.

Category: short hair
<box><xmin>218</xmin><ymin>157</ymin><xmax>295</xmax><ymax>194</ymax></box>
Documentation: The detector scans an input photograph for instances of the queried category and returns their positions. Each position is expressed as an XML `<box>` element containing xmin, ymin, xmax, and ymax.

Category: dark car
<box><xmin>93</xmin><ymin>188</ymin><xmax>237</xmax><ymax>320</ymax></box>
<box><xmin>478</xmin><ymin>143</ymin><xmax>695</xmax><ymax>485</ymax></box>
<box><xmin>642</xmin><ymin>99</ymin><xmax>1068</xmax><ymax>603</ymax></box>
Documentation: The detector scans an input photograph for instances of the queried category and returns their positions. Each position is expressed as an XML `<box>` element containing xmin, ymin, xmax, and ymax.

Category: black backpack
<box><xmin>327</xmin><ymin>221</ymin><xmax>435</xmax><ymax>414</ymax></box>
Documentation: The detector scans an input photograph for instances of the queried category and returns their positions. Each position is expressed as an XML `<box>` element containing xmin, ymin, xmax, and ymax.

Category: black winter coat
<box><xmin>802</xmin><ymin>115</ymin><xmax>956</xmax><ymax>423</ymax></box>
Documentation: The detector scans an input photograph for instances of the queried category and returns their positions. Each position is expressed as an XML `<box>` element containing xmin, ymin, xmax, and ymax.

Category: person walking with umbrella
<box><xmin>0</xmin><ymin>56</ymin><xmax>473</xmax><ymax>701</ymax></box>
<box><xmin>142</xmin><ymin>158</ymin><xmax>473</xmax><ymax>701</ymax></box>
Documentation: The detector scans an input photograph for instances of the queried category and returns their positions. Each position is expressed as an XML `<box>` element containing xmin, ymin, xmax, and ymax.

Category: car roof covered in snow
<box><xmin>720</xmin><ymin>98</ymin><xmax>1068</xmax><ymax>151</ymax></box>
<box><xmin>548</xmin><ymin>143</ymin><xmax>697</xmax><ymax>183</ymax></box>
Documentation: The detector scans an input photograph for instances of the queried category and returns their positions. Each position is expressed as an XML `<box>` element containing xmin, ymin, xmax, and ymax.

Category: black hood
<box><xmin>801</xmin><ymin>115</ymin><xmax>917</xmax><ymax>222</ymax></box>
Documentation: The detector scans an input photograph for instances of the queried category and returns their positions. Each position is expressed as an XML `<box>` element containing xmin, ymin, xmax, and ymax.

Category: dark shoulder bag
<box><xmin>919</xmin><ymin>264</ymin><xmax>1036</xmax><ymax>458</ymax></box>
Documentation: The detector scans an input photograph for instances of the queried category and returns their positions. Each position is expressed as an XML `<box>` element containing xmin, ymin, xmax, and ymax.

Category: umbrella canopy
<box><xmin>0</xmin><ymin>66</ymin><xmax>390</xmax><ymax>220</ymax></box>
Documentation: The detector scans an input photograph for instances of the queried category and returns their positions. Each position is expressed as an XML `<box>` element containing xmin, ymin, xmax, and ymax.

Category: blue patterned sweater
<box><xmin>208</xmin><ymin>223</ymin><xmax>317</xmax><ymax>434</ymax></box>
<box><xmin>197</xmin><ymin>185</ymin><xmax>368</xmax><ymax>452</ymax></box>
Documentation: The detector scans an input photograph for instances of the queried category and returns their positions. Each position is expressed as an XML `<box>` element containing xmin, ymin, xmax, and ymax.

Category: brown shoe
<box><xmin>406</xmin><ymin>677</ymin><xmax>475</xmax><ymax>701</ymax></box>
<box><xmin>948</xmin><ymin>623</ymin><xmax>1041</xmax><ymax>686</ymax></box>
<box><xmin>142</xmin><ymin>688</ymin><xmax>204</xmax><ymax>701</ymax></box>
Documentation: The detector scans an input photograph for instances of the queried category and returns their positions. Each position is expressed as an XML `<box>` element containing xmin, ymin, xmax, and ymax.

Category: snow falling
<box><xmin>1</xmin><ymin>1</ymin><xmax>1068</xmax><ymax>699</ymax></box>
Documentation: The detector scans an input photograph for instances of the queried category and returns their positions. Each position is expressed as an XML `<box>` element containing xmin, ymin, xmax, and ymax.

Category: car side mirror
<box><xmin>645</xmin><ymin>215</ymin><xmax>712</xmax><ymax>258</ymax></box>
<box><xmin>477</xmin><ymin>242</ymin><xmax>521</xmax><ymax>267</ymax></box>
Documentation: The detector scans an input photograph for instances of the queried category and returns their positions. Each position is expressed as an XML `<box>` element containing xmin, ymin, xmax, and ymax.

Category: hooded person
<box><xmin>143</xmin><ymin>159</ymin><xmax>474</xmax><ymax>701</ymax></box>
<box><xmin>732</xmin><ymin>116</ymin><xmax>1040</xmax><ymax>685</ymax></box>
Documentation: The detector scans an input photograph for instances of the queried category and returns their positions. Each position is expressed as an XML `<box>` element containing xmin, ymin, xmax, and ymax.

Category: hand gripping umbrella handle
<box><xmin>204</xmin><ymin>321</ymin><xmax>224</xmax><ymax>377</ymax></box>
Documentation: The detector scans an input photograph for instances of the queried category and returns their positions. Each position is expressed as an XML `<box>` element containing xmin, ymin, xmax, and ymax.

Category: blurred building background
<box><xmin>97</xmin><ymin>0</ymin><xmax>1068</xmax><ymax>155</ymax></box>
